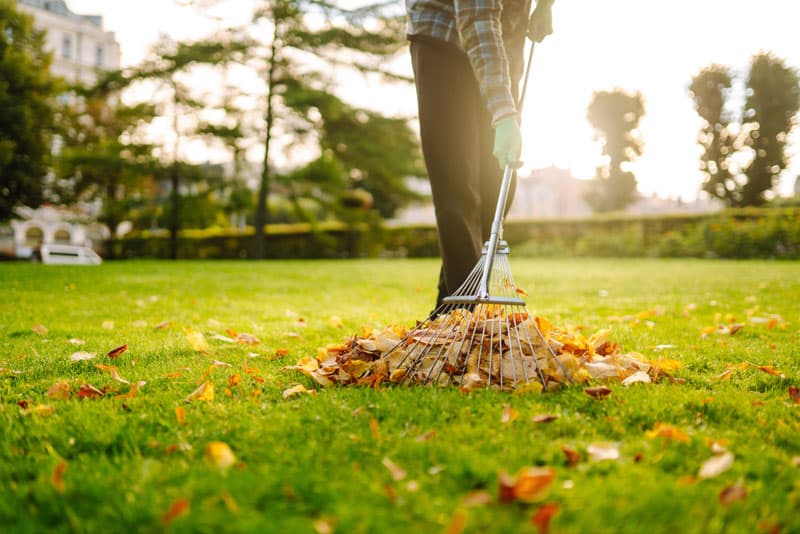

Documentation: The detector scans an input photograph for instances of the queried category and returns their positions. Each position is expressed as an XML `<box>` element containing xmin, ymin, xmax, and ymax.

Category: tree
<box><xmin>689</xmin><ymin>65</ymin><xmax>738</xmax><ymax>204</ymax></box>
<box><xmin>0</xmin><ymin>0</ymin><xmax>58</xmax><ymax>221</ymax></box>
<box><xmin>741</xmin><ymin>53</ymin><xmax>800</xmax><ymax>206</ymax></box>
<box><xmin>584</xmin><ymin>89</ymin><xmax>645</xmax><ymax>212</ymax></box>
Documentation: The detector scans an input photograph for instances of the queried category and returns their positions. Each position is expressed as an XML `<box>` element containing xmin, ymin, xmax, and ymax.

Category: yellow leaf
<box><xmin>115</xmin><ymin>381</ymin><xmax>146</xmax><ymax>399</ymax></box>
<box><xmin>282</xmin><ymin>384</ymin><xmax>316</xmax><ymax>399</ymax></box>
<box><xmin>185</xmin><ymin>381</ymin><xmax>215</xmax><ymax>402</ymax></box>
<box><xmin>329</xmin><ymin>316</ymin><xmax>344</xmax><ymax>329</ymax></box>
<box><xmin>26</xmin><ymin>404</ymin><xmax>55</xmax><ymax>416</ymax></box>
<box><xmin>498</xmin><ymin>467</ymin><xmax>556</xmax><ymax>503</ymax></box>
<box><xmin>205</xmin><ymin>441</ymin><xmax>236</xmax><ymax>470</ymax></box>
<box><xmin>46</xmin><ymin>381</ymin><xmax>71</xmax><ymax>400</ymax></box>
<box><xmin>185</xmin><ymin>328</ymin><xmax>209</xmax><ymax>353</ymax></box>
<box><xmin>645</xmin><ymin>422</ymin><xmax>690</xmax><ymax>443</ymax></box>
<box><xmin>648</xmin><ymin>358</ymin><xmax>683</xmax><ymax>372</ymax></box>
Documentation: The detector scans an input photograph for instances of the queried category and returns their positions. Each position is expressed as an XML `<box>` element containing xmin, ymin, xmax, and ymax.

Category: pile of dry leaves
<box><xmin>287</xmin><ymin>310</ymin><xmax>677</xmax><ymax>392</ymax></box>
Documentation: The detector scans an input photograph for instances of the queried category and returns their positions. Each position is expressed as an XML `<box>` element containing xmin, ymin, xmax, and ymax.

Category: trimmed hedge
<box><xmin>110</xmin><ymin>208</ymin><xmax>800</xmax><ymax>260</ymax></box>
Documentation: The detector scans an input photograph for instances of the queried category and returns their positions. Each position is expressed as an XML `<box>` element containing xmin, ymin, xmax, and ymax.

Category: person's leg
<box><xmin>411</xmin><ymin>40</ymin><xmax>484</xmax><ymax>307</ymax></box>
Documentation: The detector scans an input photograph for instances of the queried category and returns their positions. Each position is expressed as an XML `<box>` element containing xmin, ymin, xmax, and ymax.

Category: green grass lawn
<box><xmin>1</xmin><ymin>258</ymin><xmax>799</xmax><ymax>533</ymax></box>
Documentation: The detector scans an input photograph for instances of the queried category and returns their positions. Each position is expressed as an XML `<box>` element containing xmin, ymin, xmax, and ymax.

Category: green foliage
<box><xmin>0</xmin><ymin>0</ymin><xmax>58</xmax><ymax>221</ymax></box>
<box><xmin>690</xmin><ymin>54</ymin><xmax>800</xmax><ymax>207</ymax></box>
<box><xmin>584</xmin><ymin>89</ymin><xmax>645</xmax><ymax>212</ymax></box>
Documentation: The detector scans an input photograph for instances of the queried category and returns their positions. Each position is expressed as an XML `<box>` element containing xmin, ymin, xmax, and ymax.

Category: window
<box><xmin>62</xmin><ymin>34</ymin><xmax>72</xmax><ymax>59</ymax></box>
<box><xmin>95</xmin><ymin>45</ymin><xmax>104</xmax><ymax>67</ymax></box>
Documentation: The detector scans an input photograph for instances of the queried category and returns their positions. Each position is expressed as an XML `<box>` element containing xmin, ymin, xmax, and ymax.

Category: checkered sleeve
<box><xmin>454</xmin><ymin>0</ymin><xmax>517</xmax><ymax>125</ymax></box>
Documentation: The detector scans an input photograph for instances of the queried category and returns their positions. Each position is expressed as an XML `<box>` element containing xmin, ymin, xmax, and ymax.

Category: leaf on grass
<box><xmin>313</xmin><ymin>518</ymin><xmax>335</xmax><ymax>534</ymax></box>
<box><xmin>70</xmin><ymin>351</ymin><xmax>96</xmax><ymax>361</ymax></box>
<box><xmin>462</xmin><ymin>490</ymin><xmax>493</xmax><ymax>507</ymax></box>
<box><xmin>621</xmin><ymin>371</ymin><xmax>651</xmax><ymax>387</ymax></box>
<box><xmin>560</xmin><ymin>446</ymin><xmax>580</xmax><ymax>466</ymax></box>
<box><xmin>274</xmin><ymin>348</ymin><xmax>290</xmax><ymax>359</ymax></box>
<box><xmin>718</xmin><ymin>485</ymin><xmax>747</xmax><ymax>506</ymax></box>
<box><xmin>185</xmin><ymin>381</ymin><xmax>215</xmax><ymax>402</ymax></box>
<box><xmin>185</xmin><ymin>328</ymin><xmax>209</xmax><ymax>353</ymax></box>
<box><xmin>415</xmin><ymin>430</ymin><xmax>437</xmax><ymax>443</ymax></box>
<box><xmin>444</xmin><ymin>509</ymin><xmax>467</xmax><ymax>534</ymax></box>
<box><xmin>52</xmin><ymin>461</ymin><xmax>67</xmax><ymax>494</ymax></box>
<box><xmin>699</xmin><ymin>452</ymin><xmax>734</xmax><ymax>479</ymax></box>
<box><xmin>228</xmin><ymin>374</ymin><xmax>241</xmax><ymax>387</ymax></box>
<box><xmin>498</xmin><ymin>467</ymin><xmax>556</xmax><ymax>503</ymax></box>
<box><xmin>107</xmin><ymin>344</ymin><xmax>128</xmax><ymax>359</ymax></box>
<box><xmin>648</xmin><ymin>358</ymin><xmax>683</xmax><ymax>372</ymax></box>
<box><xmin>382</xmin><ymin>457</ymin><xmax>407</xmax><ymax>481</ymax></box>
<box><xmin>789</xmin><ymin>386</ymin><xmax>799</xmax><ymax>404</ymax></box>
<box><xmin>515</xmin><ymin>287</ymin><xmax>529</xmax><ymax>297</ymax></box>
<box><xmin>370</xmin><ymin>418</ymin><xmax>381</xmax><ymax>443</ymax></box>
<box><xmin>757</xmin><ymin>365</ymin><xmax>785</xmax><ymax>378</ymax></box>
<box><xmin>161</xmin><ymin>498</ymin><xmax>190</xmax><ymax>526</ymax></box>
<box><xmin>101</xmin><ymin>320</ymin><xmax>115</xmax><ymax>330</ymax></box>
<box><xmin>532</xmin><ymin>414</ymin><xmax>559</xmax><ymax>424</ymax></box>
<box><xmin>115</xmin><ymin>381</ymin><xmax>146</xmax><ymax>399</ymax></box>
<box><xmin>95</xmin><ymin>364</ymin><xmax>130</xmax><ymax>384</ymax></box>
<box><xmin>329</xmin><ymin>316</ymin><xmax>344</xmax><ymax>329</ymax></box>
<box><xmin>46</xmin><ymin>381</ymin><xmax>71</xmax><ymax>400</ymax></box>
<box><xmin>154</xmin><ymin>320</ymin><xmax>173</xmax><ymax>330</ymax></box>
<box><xmin>584</xmin><ymin>386</ymin><xmax>612</xmax><ymax>400</ymax></box>
<box><xmin>205</xmin><ymin>441</ymin><xmax>236</xmax><ymax>471</ymax></box>
<box><xmin>25</xmin><ymin>404</ymin><xmax>55</xmax><ymax>416</ymax></box>
<box><xmin>501</xmin><ymin>404</ymin><xmax>520</xmax><ymax>424</ymax></box>
<box><xmin>175</xmin><ymin>406</ymin><xmax>186</xmax><ymax>425</ymax></box>
<box><xmin>68</xmin><ymin>338</ymin><xmax>86</xmax><ymax>345</ymax></box>
<box><xmin>228</xmin><ymin>329</ymin><xmax>259</xmax><ymax>345</ymax></box>
<box><xmin>646</xmin><ymin>423</ymin><xmax>690</xmax><ymax>443</ymax></box>
<box><xmin>531</xmin><ymin>503</ymin><xmax>560</xmax><ymax>534</ymax></box>
<box><xmin>77</xmin><ymin>384</ymin><xmax>104</xmax><ymax>399</ymax></box>
<box><xmin>282</xmin><ymin>384</ymin><xmax>316</xmax><ymax>400</ymax></box>
<box><xmin>32</xmin><ymin>324</ymin><xmax>48</xmax><ymax>336</ymax></box>
<box><xmin>587</xmin><ymin>443</ymin><xmax>620</xmax><ymax>462</ymax></box>
<box><xmin>715</xmin><ymin>368</ymin><xmax>734</xmax><ymax>381</ymax></box>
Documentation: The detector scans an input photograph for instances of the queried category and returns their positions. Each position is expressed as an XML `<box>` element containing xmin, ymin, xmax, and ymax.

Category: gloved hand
<box><xmin>528</xmin><ymin>0</ymin><xmax>554</xmax><ymax>42</ymax></box>
<box><xmin>492</xmin><ymin>116</ymin><xmax>522</xmax><ymax>170</ymax></box>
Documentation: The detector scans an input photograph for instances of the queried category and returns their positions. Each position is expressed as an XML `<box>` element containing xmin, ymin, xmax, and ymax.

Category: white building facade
<box><xmin>17</xmin><ymin>0</ymin><xmax>120</xmax><ymax>86</ymax></box>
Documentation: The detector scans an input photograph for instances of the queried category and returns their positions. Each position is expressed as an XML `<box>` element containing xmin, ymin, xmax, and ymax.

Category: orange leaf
<box><xmin>164</xmin><ymin>371</ymin><xmax>183</xmax><ymax>379</ymax></box>
<box><xmin>52</xmin><ymin>461</ymin><xmax>67</xmax><ymax>493</ymax></box>
<box><xmin>77</xmin><ymin>384</ymin><xmax>104</xmax><ymax>399</ymax></box>
<box><xmin>275</xmin><ymin>348</ymin><xmax>290</xmax><ymax>358</ymax></box>
<box><xmin>228</xmin><ymin>374</ymin><xmax>241</xmax><ymax>387</ymax></box>
<box><xmin>95</xmin><ymin>364</ymin><xmax>130</xmax><ymax>384</ymax></box>
<box><xmin>161</xmin><ymin>498</ymin><xmax>190</xmax><ymax>526</ymax></box>
<box><xmin>115</xmin><ymin>381</ymin><xmax>145</xmax><ymax>399</ymax></box>
<box><xmin>719</xmin><ymin>485</ymin><xmax>747</xmax><ymax>506</ymax></box>
<box><xmin>175</xmin><ymin>406</ymin><xmax>186</xmax><ymax>425</ymax></box>
<box><xmin>369</xmin><ymin>418</ymin><xmax>381</xmax><ymax>443</ymax></box>
<box><xmin>498</xmin><ymin>467</ymin><xmax>556</xmax><ymax>503</ymax></box>
<box><xmin>584</xmin><ymin>386</ymin><xmax>612</xmax><ymax>400</ymax></box>
<box><xmin>515</xmin><ymin>287</ymin><xmax>529</xmax><ymax>297</ymax></box>
<box><xmin>757</xmin><ymin>365</ymin><xmax>784</xmax><ymax>377</ymax></box>
<box><xmin>501</xmin><ymin>404</ymin><xmax>519</xmax><ymax>424</ymax></box>
<box><xmin>46</xmin><ymin>381</ymin><xmax>71</xmax><ymax>400</ymax></box>
<box><xmin>444</xmin><ymin>509</ymin><xmax>467</xmax><ymax>534</ymax></box>
<box><xmin>560</xmin><ymin>446</ymin><xmax>580</xmax><ymax>466</ymax></box>
<box><xmin>107</xmin><ymin>344</ymin><xmax>128</xmax><ymax>359</ymax></box>
<box><xmin>645</xmin><ymin>423</ymin><xmax>690</xmax><ymax>443</ymax></box>
<box><xmin>154</xmin><ymin>320</ymin><xmax>172</xmax><ymax>330</ymax></box>
<box><xmin>531</xmin><ymin>503</ymin><xmax>560</xmax><ymax>534</ymax></box>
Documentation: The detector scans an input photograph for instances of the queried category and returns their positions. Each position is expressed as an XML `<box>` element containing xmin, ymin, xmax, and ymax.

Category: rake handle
<box><xmin>478</xmin><ymin>42</ymin><xmax>537</xmax><ymax>299</ymax></box>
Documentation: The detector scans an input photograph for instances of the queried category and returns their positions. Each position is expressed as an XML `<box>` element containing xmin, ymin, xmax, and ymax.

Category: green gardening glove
<box><xmin>492</xmin><ymin>116</ymin><xmax>522</xmax><ymax>170</ymax></box>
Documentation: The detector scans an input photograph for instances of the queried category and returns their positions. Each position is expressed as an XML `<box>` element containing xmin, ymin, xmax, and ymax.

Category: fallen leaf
<box><xmin>370</xmin><ymin>418</ymin><xmax>381</xmax><ymax>442</ymax></box>
<box><xmin>718</xmin><ymin>485</ymin><xmax>747</xmax><ymax>506</ymax></box>
<box><xmin>101</xmin><ymin>320</ymin><xmax>115</xmax><ymax>330</ymax></box>
<box><xmin>46</xmin><ymin>381</ymin><xmax>71</xmax><ymax>400</ymax></box>
<box><xmin>415</xmin><ymin>430</ymin><xmax>437</xmax><ymax>443</ymax></box>
<box><xmin>789</xmin><ymin>386</ymin><xmax>799</xmax><ymax>404</ymax></box>
<box><xmin>313</xmin><ymin>518</ymin><xmax>335</xmax><ymax>534</ymax></box>
<box><xmin>757</xmin><ymin>365</ymin><xmax>785</xmax><ymax>378</ymax></box>
<box><xmin>69</xmin><ymin>351</ymin><xmax>96</xmax><ymax>361</ymax></box>
<box><xmin>26</xmin><ymin>404</ymin><xmax>55</xmax><ymax>416</ymax></box>
<box><xmin>584</xmin><ymin>386</ymin><xmax>612</xmax><ymax>400</ymax></box>
<box><xmin>32</xmin><ymin>324</ymin><xmax>48</xmax><ymax>336</ymax></box>
<box><xmin>462</xmin><ymin>490</ymin><xmax>492</xmax><ymax>507</ymax></box>
<box><xmin>68</xmin><ymin>338</ymin><xmax>86</xmax><ymax>345</ymax></box>
<box><xmin>154</xmin><ymin>320</ymin><xmax>173</xmax><ymax>330</ymax></box>
<box><xmin>185</xmin><ymin>381</ymin><xmax>215</xmax><ymax>402</ymax></box>
<box><xmin>699</xmin><ymin>452</ymin><xmax>734</xmax><ymax>479</ymax></box>
<box><xmin>107</xmin><ymin>344</ymin><xmax>128</xmax><ymax>359</ymax></box>
<box><xmin>382</xmin><ymin>457</ymin><xmax>407</xmax><ymax>481</ymax></box>
<box><xmin>17</xmin><ymin>400</ymin><xmax>29</xmax><ymax>410</ymax></box>
<box><xmin>52</xmin><ymin>461</ymin><xmax>67</xmax><ymax>493</ymax></box>
<box><xmin>560</xmin><ymin>446</ymin><xmax>580</xmax><ymax>466</ymax></box>
<box><xmin>95</xmin><ymin>364</ymin><xmax>130</xmax><ymax>384</ymax></box>
<box><xmin>329</xmin><ymin>316</ymin><xmax>344</xmax><ymax>329</ymax></box>
<box><xmin>185</xmin><ymin>328</ymin><xmax>209</xmax><ymax>353</ymax></box>
<box><xmin>622</xmin><ymin>371</ymin><xmax>651</xmax><ymax>387</ymax></box>
<box><xmin>498</xmin><ymin>467</ymin><xmax>556</xmax><ymax>503</ymax></box>
<box><xmin>228</xmin><ymin>374</ymin><xmax>241</xmax><ymax>387</ymax></box>
<box><xmin>444</xmin><ymin>509</ymin><xmax>467</xmax><ymax>534</ymax></box>
<box><xmin>77</xmin><ymin>384</ymin><xmax>104</xmax><ymax>399</ymax></box>
<box><xmin>161</xmin><ymin>498</ymin><xmax>190</xmax><ymax>526</ymax></box>
<box><xmin>516</xmin><ymin>287</ymin><xmax>529</xmax><ymax>297</ymax></box>
<box><xmin>532</xmin><ymin>414</ymin><xmax>559</xmax><ymax>424</ymax></box>
<box><xmin>282</xmin><ymin>384</ymin><xmax>316</xmax><ymax>399</ymax></box>
<box><xmin>791</xmin><ymin>456</ymin><xmax>800</xmax><ymax>467</ymax></box>
<box><xmin>205</xmin><ymin>441</ymin><xmax>236</xmax><ymax>470</ymax></box>
<box><xmin>531</xmin><ymin>503</ymin><xmax>560</xmax><ymax>534</ymax></box>
<box><xmin>274</xmin><ymin>348</ymin><xmax>290</xmax><ymax>359</ymax></box>
<box><xmin>645</xmin><ymin>423</ymin><xmax>690</xmax><ymax>443</ymax></box>
<box><xmin>115</xmin><ymin>381</ymin><xmax>146</xmax><ymax>399</ymax></box>
<box><xmin>501</xmin><ymin>404</ymin><xmax>520</xmax><ymax>424</ymax></box>
<box><xmin>175</xmin><ymin>406</ymin><xmax>186</xmax><ymax>425</ymax></box>
<box><xmin>587</xmin><ymin>442</ymin><xmax>620</xmax><ymax>462</ymax></box>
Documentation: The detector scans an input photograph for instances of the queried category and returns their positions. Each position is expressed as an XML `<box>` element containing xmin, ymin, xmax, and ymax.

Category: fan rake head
<box><xmin>381</xmin><ymin>242</ymin><xmax>574</xmax><ymax>391</ymax></box>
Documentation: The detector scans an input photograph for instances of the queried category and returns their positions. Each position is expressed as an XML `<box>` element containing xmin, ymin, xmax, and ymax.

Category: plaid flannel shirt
<box><xmin>406</xmin><ymin>0</ymin><xmax>537</xmax><ymax>125</ymax></box>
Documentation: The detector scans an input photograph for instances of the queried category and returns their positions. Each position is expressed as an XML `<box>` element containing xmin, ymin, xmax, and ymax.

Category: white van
<box><xmin>38</xmin><ymin>244</ymin><xmax>103</xmax><ymax>265</ymax></box>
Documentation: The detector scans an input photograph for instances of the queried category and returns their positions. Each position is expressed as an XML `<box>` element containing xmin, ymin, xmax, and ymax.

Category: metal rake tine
<box><xmin>403</xmin><ymin>304</ymin><xmax>462</xmax><ymax>385</ymax></box>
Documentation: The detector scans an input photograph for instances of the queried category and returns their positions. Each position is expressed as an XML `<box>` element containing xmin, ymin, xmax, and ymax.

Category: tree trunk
<box><xmin>253</xmin><ymin>19</ymin><xmax>279</xmax><ymax>259</ymax></box>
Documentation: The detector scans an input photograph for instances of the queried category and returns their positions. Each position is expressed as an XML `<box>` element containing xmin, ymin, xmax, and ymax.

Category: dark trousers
<box><xmin>410</xmin><ymin>39</ymin><xmax>520</xmax><ymax>307</ymax></box>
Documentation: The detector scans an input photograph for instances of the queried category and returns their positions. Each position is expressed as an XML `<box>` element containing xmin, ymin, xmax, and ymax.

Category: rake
<box><xmin>379</xmin><ymin>42</ymin><xmax>573</xmax><ymax>391</ymax></box>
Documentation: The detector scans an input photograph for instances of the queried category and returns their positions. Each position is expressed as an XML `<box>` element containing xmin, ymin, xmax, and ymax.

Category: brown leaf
<box><xmin>77</xmin><ymin>384</ymin><xmax>105</xmax><ymax>399</ymax></box>
<box><xmin>498</xmin><ymin>467</ymin><xmax>556</xmax><ymax>503</ymax></box>
<box><xmin>32</xmin><ymin>323</ymin><xmax>48</xmax><ymax>336</ymax></box>
<box><xmin>17</xmin><ymin>400</ymin><xmax>29</xmax><ymax>410</ymax></box>
<box><xmin>789</xmin><ymin>386</ymin><xmax>800</xmax><ymax>404</ymax></box>
<box><xmin>560</xmin><ymin>446</ymin><xmax>580</xmax><ymax>466</ymax></box>
<box><xmin>107</xmin><ymin>344</ymin><xmax>128</xmax><ymax>359</ymax></box>
<box><xmin>757</xmin><ymin>365</ymin><xmax>785</xmax><ymax>378</ymax></box>
<box><xmin>46</xmin><ymin>381</ymin><xmax>71</xmax><ymax>400</ymax></box>
<box><xmin>462</xmin><ymin>490</ymin><xmax>492</xmax><ymax>507</ymax></box>
<box><xmin>381</xmin><ymin>458</ymin><xmax>407</xmax><ymax>481</ymax></box>
<box><xmin>154</xmin><ymin>320</ymin><xmax>172</xmax><ymax>330</ymax></box>
<box><xmin>52</xmin><ymin>461</ymin><xmax>67</xmax><ymax>493</ymax></box>
<box><xmin>718</xmin><ymin>485</ymin><xmax>747</xmax><ymax>506</ymax></box>
<box><xmin>532</xmin><ymin>414</ymin><xmax>559</xmax><ymax>424</ymax></box>
<box><xmin>415</xmin><ymin>430</ymin><xmax>437</xmax><ymax>443</ymax></box>
<box><xmin>584</xmin><ymin>386</ymin><xmax>612</xmax><ymax>400</ymax></box>
<box><xmin>161</xmin><ymin>498</ymin><xmax>190</xmax><ymax>525</ymax></box>
<box><xmin>531</xmin><ymin>503</ymin><xmax>560</xmax><ymax>534</ymax></box>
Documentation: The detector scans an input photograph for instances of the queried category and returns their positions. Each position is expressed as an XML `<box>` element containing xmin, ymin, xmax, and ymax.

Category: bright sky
<box><xmin>68</xmin><ymin>0</ymin><xmax>800</xmax><ymax>200</ymax></box>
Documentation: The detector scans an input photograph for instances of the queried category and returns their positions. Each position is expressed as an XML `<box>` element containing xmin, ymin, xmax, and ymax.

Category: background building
<box><xmin>17</xmin><ymin>0</ymin><xmax>120</xmax><ymax>85</ymax></box>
